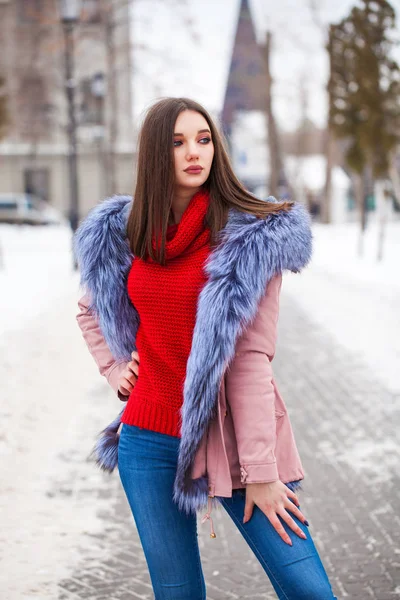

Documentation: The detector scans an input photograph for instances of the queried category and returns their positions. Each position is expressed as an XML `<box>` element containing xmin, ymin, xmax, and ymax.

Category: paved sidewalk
<box><xmin>1</xmin><ymin>283</ymin><xmax>398</xmax><ymax>599</ymax></box>
<box><xmin>55</xmin><ymin>291</ymin><xmax>400</xmax><ymax>600</ymax></box>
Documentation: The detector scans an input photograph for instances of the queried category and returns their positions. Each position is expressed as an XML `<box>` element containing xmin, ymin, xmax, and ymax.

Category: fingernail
<box><xmin>304</xmin><ymin>520</ymin><xmax>309</xmax><ymax>527</ymax></box>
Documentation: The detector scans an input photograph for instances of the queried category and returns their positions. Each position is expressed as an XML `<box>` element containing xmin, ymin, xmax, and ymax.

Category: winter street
<box><xmin>0</xmin><ymin>223</ymin><xmax>399</xmax><ymax>600</ymax></box>
<box><xmin>2</xmin><ymin>0</ymin><xmax>400</xmax><ymax>597</ymax></box>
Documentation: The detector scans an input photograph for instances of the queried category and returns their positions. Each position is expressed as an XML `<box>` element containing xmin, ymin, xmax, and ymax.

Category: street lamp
<box><xmin>90</xmin><ymin>72</ymin><xmax>109</xmax><ymax>197</ymax></box>
<box><xmin>58</xmin><ymin>0</ymin><xmax>82</xmax><ymax>269</ymax></box>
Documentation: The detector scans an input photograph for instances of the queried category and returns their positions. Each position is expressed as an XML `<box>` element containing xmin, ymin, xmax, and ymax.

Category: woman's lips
<box><xmin>184</xmin><ymin>167</ymin><xmax>203</xmax><ymax>174</ymax></box>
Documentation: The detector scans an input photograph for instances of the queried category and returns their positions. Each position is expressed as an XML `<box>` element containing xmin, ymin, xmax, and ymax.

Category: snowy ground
<box><xmin>0</xmin><ymin>217</ymin><xmax>399</xmax><ymax>598</ymax></box>
<box><xmin>0</xmin><ymin>224</ymin><xmax>76</xmax><ymax>336</ymax></box>
<box><xmin>283</xmin><ymin>218</ymin><xmax>400</xmax><ymax>395</ymax></box>
<box><xmin>0</xmin><ymin>224</ymin><xmax>120</xmax><ymax>598</ymax></box>
<box><xmin>0</xmin><ymin>289</ymin><xmax>122</xmax><ymax>599</ymax></box>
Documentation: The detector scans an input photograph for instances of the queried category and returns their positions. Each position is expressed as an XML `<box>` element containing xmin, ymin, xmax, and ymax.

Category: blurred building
<box><xmin>229</xmin><ymin>111</ymin><xmax>268</xmax><ymax>192</ymax></box>
<box><xmin>0</xmin><ymin>0</ymin><xmax>134</xmax><ymax>218</ymax></box>
<box><xmin>221</xmin><ymin>0</ymin><xmax>267</xmax><ymax>138</ymax></box>
<box><xmin>221</xmin><ymin>0</ymin><xmax>288</xmax><ymax>199</ymax></box>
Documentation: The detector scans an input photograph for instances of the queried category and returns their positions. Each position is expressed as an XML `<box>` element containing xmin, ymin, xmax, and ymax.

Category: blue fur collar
<box><xmin>73</xmin><ymin>194</ymin><xmax>312</xmax><ymax>514</ymax></box>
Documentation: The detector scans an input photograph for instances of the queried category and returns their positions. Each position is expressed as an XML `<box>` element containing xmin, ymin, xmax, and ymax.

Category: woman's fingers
<box><xmin>266</xmin><ymin>511</ymin><xmax>293</xmax><ymax>545</ymax></box>
<box><xmin>243</xmin><ymin>498</ymin><xmax>255</xmax><ymax>523</ymax></box>
<box><xmin>284</xmin><ymin>499</ymin><xmax>308</xmax><ymax>526</ymax></box>
<box><xmin>119</xmin><ymin>376</ymin><xmax>134</xmax><ymax>395</ymax></box>
<box><xmin>118</xmin><ymin>360</ymin><xmax>139</xmax><ymax>395</ymax></box>
<box><xmin>125</xmin><ymin>370</ymin><xmax>137</xmax><ymax>386</ymax></box>
<box><xmin>286</xmin><ymin>489</ymin><xmax>300</xmax><ymax>507</ymax></box>
<box><xmin>127</xmin><ymin>360</ymin><xmax>139</xmax><ymax>378</ymax></box>
<box><xmin>278</xmin><ymin>508</ymin><xmax>307</xmax><ymax>540</ymax></box>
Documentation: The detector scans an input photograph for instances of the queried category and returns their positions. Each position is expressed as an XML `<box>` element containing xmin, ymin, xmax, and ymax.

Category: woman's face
<box><xmin>173</xmin><ymin>110</ymin><xmax>214</xmax><ymax>192</ymax></box>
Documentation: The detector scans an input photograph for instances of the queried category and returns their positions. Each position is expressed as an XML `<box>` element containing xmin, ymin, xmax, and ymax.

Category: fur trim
<box><xmin>74</xmin><ymin>196</ymin><xmax>312</xmax><ymax>512</ymax></box>
<box><xmin>89</xmin><ymin>409</ymin><xmax>124</xmax><ymax>472</ymax></box>
<box><xmin>73</xmin><ymin>196</ymin><xmax>138</xmax><ymax>361</ymax></box>
<box><xmin>174</xmin><ymin>201</ymin><xmax>312</xmax><ymax>512</ymax></box>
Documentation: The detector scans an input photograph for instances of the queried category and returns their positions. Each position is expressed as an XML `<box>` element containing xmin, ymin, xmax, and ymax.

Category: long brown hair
<box><xmin>127</xmin><ymin>97</ymin><xmax>293</xmax><ymax>265</ymax></box>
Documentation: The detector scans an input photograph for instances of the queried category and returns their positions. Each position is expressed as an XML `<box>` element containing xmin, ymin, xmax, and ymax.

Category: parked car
<box><xmin>0</xmin><ymin>194</ymin><xmax>66</xmax><ymax>226</ymax></box>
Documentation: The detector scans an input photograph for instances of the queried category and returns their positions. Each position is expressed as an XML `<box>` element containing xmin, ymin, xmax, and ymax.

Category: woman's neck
<box><xmin>169</xmin><ymin>186</ymin><xmax>202</xmax><ymax>225</ymax></box>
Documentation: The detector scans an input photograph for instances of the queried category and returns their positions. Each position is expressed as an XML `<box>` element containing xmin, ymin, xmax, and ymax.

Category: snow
<box><xmin>283</xmin><ymin>218</ymin><xmax>400</xmax><ymax>394</ymax></box>
<box><xmin>0</xmin><ymin>224</ymin><xmax>77</xmax><ymax>336</ymax></box>
<box><xmin>0</xmin><ymin>288</ymin><xmax>122</xmax><ymax>599</ymax></box>
<box><xmin>284</xmin><ymin>154</ymin><xmax>350</xmax><ymax>192</ymax></box>
<box><xmin>0</xmin><ymin>224</ymin><xmax>121</xmax><ymax>599</ymax></box>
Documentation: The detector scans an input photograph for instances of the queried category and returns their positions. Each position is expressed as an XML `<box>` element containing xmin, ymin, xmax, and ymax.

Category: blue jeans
<box><xmin>118</xmin><ymin>424</ymin><xmax>337</xmax><ymax>600</ymax></box>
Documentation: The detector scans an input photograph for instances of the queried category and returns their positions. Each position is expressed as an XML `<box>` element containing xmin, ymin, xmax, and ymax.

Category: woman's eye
<box><xmin>174</xmin><ymin>138</ymin><xmax>211</xmax><ymax>147</ymax></box>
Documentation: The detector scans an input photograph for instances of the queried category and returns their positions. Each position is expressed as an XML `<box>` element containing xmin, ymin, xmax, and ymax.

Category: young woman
<box><xmin>74</xmin><ymin>97</ymin><xmax>337</xmax><ymax>600</ymax></box>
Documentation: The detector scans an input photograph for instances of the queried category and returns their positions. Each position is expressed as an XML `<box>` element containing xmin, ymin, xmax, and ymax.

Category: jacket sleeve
<box><xmin>76</xmin><ymin>294</ymin><xmax>129</xmax><ymax>401</ymax></box>
<box><xmin>225</xmin><ymin>273</ymin><xmax>283</xmax><ymax>484</ymax></box>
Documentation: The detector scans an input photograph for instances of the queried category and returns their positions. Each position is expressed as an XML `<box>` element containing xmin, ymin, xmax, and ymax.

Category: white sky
<box><xmin>131</xmin><ymin>0</ymin><xmax>400</xmax><ymax>132</ymax></box>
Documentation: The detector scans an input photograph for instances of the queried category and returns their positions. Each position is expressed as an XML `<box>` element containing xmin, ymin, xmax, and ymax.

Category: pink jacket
<box><xmin>76</xmin><ymin>273</ymin><xmax>304</xmax><ymax>533</ymax></box>
<box><xmin>73</xmin><ymin>194</ymin><xmax>313</xmax><ymax>538</ymax></box>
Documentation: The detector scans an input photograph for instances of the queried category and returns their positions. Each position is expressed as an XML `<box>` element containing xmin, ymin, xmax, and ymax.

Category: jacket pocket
<box><xmin>275</xmin><ymin>408</ymin><xmax>286</xmax><ymax>419</ymax></box>
<box><xmin>272</xmin><ymin>377</ymin><xmax>287</xmax><ymax>419</ymax></box>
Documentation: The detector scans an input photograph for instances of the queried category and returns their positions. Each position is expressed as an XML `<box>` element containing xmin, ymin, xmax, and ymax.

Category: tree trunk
<box><xmin>322</xmin><ymin>127</ymin><xmax>334</xmax><ymax>223</ymax></box>
<box><xmin>353</xmin><ymin>172</ymin><xmax>365</xmax><ymax>257</ymax></box>
<box><xmin>388</xmin><ymin>152</ymin><xmax>400</xmax><ymax>204</ymax></box>
<box><xmin>376</xmin><ymin>180</ymin><xmax>389</xmax><ymax>262</ymax></box>
<box><xmin>103</xmin><ymin>1</ymin><xmax>118</xmax><ymax>195</ymax></box>
<box><xmin>264</xmin><ymin>31</ymin><xmax>282</xmax><ymax>199</ymax></box>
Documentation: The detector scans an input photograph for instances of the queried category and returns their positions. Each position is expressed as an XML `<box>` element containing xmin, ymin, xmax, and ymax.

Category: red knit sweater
<box><xmin>121</xmin><ymin>188</ymin><xmax>212</xmax><ymax>437</ymax></box>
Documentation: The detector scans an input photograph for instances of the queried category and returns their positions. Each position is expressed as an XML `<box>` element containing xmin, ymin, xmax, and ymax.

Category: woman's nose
<box><xmin>186</xmin><ymin>145</ymin><xmax>199</xmax><ymax>160</ymax></box>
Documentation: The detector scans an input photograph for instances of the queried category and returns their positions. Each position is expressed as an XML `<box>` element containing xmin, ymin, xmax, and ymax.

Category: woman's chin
<box><xmin>176</xmin><ymin>177</ymin><xmax>208</xmax><ymax>191</ymax></box>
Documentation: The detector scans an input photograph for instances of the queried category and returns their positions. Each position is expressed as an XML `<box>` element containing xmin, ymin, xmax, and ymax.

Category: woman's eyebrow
<box><xmin>173</xmin><ymin>129</ymin><xmax>211</xmax><ymax>136</ymax></box>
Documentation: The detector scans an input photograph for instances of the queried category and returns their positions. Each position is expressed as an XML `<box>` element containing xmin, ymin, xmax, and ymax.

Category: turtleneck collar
<box><xmin>151</xmin><ymin>188</ymin><xmax>210</xmax><ymax>261</ymax></box>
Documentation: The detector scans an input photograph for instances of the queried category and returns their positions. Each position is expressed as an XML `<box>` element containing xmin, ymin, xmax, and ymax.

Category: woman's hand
<box><xmin>243</xmin><ymin>480</ymin><xmax>308</xmax><ymax>545</ymax></box>
<box><xmin>118</xmin><ymin>351</ymin><xmax>140</xmax><ymax>396</ymax></box>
